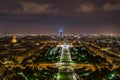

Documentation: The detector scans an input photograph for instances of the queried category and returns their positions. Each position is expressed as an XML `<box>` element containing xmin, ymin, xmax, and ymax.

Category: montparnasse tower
<box><xmin>11</xmin><ymin>35</ymin><xmax>17</xmax><ymax>43</ymax></box>
<box><xmin>59</xmin><ymin>28</ymin><xmax>63</xmax><ymax>38</ymax></box>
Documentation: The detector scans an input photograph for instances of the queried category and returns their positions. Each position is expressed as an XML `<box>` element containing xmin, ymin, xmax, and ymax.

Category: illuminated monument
<box><xmin>59</xmin><ymin>28</ymin><xmax>63</xmax><ymax>38</ymax></box>
<box><xmin>11</xmin><ymin>35</ymin><xmax>17</xmax><ymax>43</ymax></box>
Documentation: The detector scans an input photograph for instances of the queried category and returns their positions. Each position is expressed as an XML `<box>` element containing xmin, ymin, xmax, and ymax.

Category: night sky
<box><xmin>0</xmin><ymin>0</ymin><xmax>120</xmax><ymax>34</ymax></box>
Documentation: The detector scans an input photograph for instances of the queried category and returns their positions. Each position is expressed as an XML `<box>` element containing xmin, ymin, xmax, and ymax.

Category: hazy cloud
<box><xmin>2</xmin><ymin>2</ymin><xmax>58</xmax><ymax>14</ymax></box>
<box><xmin>102</xmin><ymin>3</ymin><xmax>120</xmax><ymax>11</ymax></box>
<box><xmin>76</xmin><ymin>3</ymin><xmax>95</xmax><ymax>12</ymax></box>
<box><xmin>76</xmin><ymin>2</ymin><xmax>120</xmax><ymax>12</ymax></box>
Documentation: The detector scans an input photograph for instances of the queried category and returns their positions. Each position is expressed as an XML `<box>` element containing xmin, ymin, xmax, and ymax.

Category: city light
<box><xmin>0</xmin><ymin>0</ymin><xmax>120</xmax><ymax>80</ymax></box>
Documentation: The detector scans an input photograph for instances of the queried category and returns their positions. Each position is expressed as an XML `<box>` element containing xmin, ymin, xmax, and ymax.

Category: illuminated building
<box><xmin>11</xmin><ymin>35</ymin><xmax>17</xmax><ymax>43</ymax></box>
<box><xmin>59</xmin><ymin>28</ymin><xmax>63</xmax><ymax>38</ymax></box>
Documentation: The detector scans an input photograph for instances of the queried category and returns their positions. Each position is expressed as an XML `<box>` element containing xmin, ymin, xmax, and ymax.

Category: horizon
<box><xmin>0</xmin><ymin>0</ymin><xmax>120</xmax><ymax>34</ymax></box>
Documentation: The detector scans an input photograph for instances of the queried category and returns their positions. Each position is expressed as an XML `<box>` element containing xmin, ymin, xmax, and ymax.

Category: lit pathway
<box><xmin>60</xmin><ymin>44</ymin><xmax>72</xmax><ymax>62</ymax></box>
<box><xmin>55</xmin><ymin>43</ymin><xmax>78</xmax><ymax>80</ymax></box>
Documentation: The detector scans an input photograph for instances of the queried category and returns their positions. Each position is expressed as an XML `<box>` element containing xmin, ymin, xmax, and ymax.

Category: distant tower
<box><xmin>59</xmin><ymin>28</ymin><xmax>63</xmax><ymax>37</ymax></box>
<box><xmin>11</xmin><ymin>35</ymin><xmax>17</xmax><ymax>43</ymax></box>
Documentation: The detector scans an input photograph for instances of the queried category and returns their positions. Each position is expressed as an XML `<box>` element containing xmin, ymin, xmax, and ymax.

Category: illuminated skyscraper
<box><xmin>59</xmin><ymin>28</ymin><xmax>63</xmax><ymax>37</ymax></box>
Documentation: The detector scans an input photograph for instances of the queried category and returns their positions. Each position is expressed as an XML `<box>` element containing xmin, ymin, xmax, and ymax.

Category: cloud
<box><xmin>1</xmin><ymin>2</ymin><xmax>58</xmax><ymax>14</ymax></box>
<box><xmin>76</xmin><ymin>3</ymin><xmax>95</xmax><ymax>12</ymax></box>
<box><xmin>76</xmin><ymin>3</ymin><xmax>120</xmax><ymax>13</ymax></box>
<box><xmin>102</xmin><ymin>3</ymin><xmax>120</xmax><ymax>11</ymax></box>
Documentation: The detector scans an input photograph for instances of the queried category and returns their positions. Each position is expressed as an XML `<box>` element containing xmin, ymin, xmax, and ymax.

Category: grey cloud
<box><xmin>76</xmin><ymin>3</ymin><xmax>95</xmax><ymax>12</ymax></box>
<box><xmin>76</xmin><ymin>2</ymin><xmax>120</xmax><ymax>13</ymax></box>
<box><xmin>1</xmin><ymin>2</ymin><xmax>58</xmax><ymax>14</ymax></box>
<box><xmin>102</xmin><ymin>3</ymin><xmax>120</xmax><ymax>11</ymax></box>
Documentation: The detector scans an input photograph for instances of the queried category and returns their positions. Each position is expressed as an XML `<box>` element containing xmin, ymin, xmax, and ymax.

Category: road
<box><xmin>57</xmin><ymin>66</ymin><xmax>77</xmax><ymax>80</ymax></box>
<box><xmin>60</xmin><ymin>44</ymin><xmax>72</xmax><ymax>62</ymax></box>
<box><xmin>85</xmin><ymin>42</ymin><xmax>120</xmax><ymax>58</ymax></box>
<box><xmin>55</xmin><ymin>43</ymin><xmax>78</xmax><ymax>80</ymax></box>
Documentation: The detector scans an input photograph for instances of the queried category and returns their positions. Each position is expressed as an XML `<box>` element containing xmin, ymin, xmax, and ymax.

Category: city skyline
<box><xmin>0</xmin><ymin>0</ymin><xmax>120</xmax><ymax>34</ymax></box>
